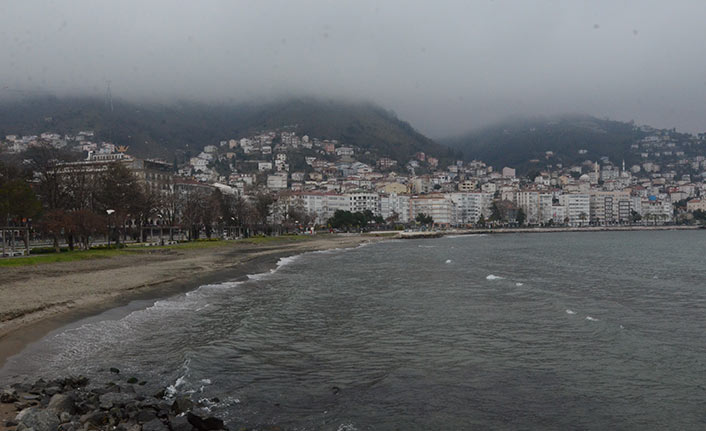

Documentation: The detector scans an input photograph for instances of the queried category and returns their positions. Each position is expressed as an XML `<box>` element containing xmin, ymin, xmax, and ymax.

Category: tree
<box><xmin>579</xmin><ymin>212</ymin><xmax>588</xmax><ymax>225</ymax></box>
<box><xmin>253</xmin><ymin>192</ymin><xmax>274</xmax><ymax>230</ymax></box>
<box><xmin>66</xmin><ymin>209</ymin><xmax>106</xmax><ymax>250</ymax></box>
<box><xmin>0</xmin><ymin>178</ymin><xmax>41</xmax><ymax>225</ymax></box>
<box><xmin>630</xmin><ymin>209</ymin><xmax>642</xmax><ymax>223</ymax></box>
<box><xmin>516</xmin><ymin>208</ymin><xmax>526</xmax><ymax>226</ymax></box>
<box><xmin>385</xmin><ymin>211</ymin><xmax>400</xmax><ymax>224</ymax></box>
<box><xmin>416</xmin><ymin>212</ymin><xmax>433</xmax><ymax>225</ymax></box>
<box><xmin>476</xmin><ymin>214</ymin><xmax>486</xmax><ymax>227</ymax></box>
<box><xmin>489</xmin><ymin>200</ymin><xmax>515</xmax><ymax>224</ymax></box>
<box><xmin>327</xmin><ymin>210</ymin><xmax>381</xmax><ymax>230</ymax></box>
<box><xmin>178</xmin><ymin>188</ymin><xmax>210</xmax><ymax>240</ymax></box>
<box><xmin>96</xmin><ymin>163</ymin><xmax>142</xmax><ymax>245</ymax></box>
<box><xmin>133</xmin><ymin>185</ymin><xmax>163</xmax><ymax>242</ymax></box>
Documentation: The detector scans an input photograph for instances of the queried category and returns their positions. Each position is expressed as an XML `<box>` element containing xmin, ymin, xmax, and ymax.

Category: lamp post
<box><xmin>106</xmin><ymin>209</ymin><xmax>115</xmax><ymax>248</ymax></box>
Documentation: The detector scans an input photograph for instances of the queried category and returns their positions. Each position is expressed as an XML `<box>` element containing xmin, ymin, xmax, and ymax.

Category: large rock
<box><xmin>15</xmin><ymin>407</ymin><xmax>60</xmax><ymax>431</ymax></box>
<box><xmin>171</xmin><ymin>397</ymin><xmax>194</xmax><ymax>415</ymax></box>
<box><xmin>186</xmin><ymin>412</ymin><xmax>226</xmax><ymax>431</ymax></box>
<box><xmin>142</xmin><ymin>418</ymin><xmax>169</xmax><ymax>431</ymax></box>
<box><xmin>169</xmin><ymin>415</ymin><xmax>194</xmax><ymax>431</ymax></box>
<box><xmin>47</xmin><ymin>394</ymin><xmax>76</xmax><ymax>415</ymax></box>
<box><xmin>79</xmin><ymin>410</ymin><xmax>109</xmax><ymax>427</ymax></box>
<box><xmin>1</xmin><ymin>389</ymin><xmax>18</xmax><ymax>403</ymax></box>
<box><xmin>99</xmin><ymin>392</ymin><xmax>135</xmax><ymax>410</ymax></box>
<box><xmin>135</xmin><ymin>409</ymin><xmax>158</xmax><ymax>424</ymax></box>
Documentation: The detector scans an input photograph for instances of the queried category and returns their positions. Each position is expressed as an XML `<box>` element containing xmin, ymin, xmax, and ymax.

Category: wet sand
<box><xmin>0</xmin><ymin>235</ymin><xmax>381</xmax><ymax>368</ymax></box>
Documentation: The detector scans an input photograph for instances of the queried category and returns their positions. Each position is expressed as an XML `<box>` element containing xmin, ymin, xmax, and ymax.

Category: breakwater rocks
<box><xmin>1</xmin><ymin>376</ymin><xmax>227</xmax><ymax>431</ymax></box>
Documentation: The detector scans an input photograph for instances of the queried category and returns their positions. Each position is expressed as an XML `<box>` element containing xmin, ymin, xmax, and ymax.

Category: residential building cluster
<box><xmin>4</xmin><ymin>124</ymin><xmax>706</xmax><ymax>227</ymax></box>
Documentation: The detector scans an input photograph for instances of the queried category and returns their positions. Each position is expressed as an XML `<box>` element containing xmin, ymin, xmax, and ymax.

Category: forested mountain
<box><xmin>440</xmin><ymin>115</ymin><xmax>686</xmax><ymax>172</ymax></box>
<box><xmin>0</xmin><ymin>96</ymin><xmax>457</xmax><ymax>164</ymax></box>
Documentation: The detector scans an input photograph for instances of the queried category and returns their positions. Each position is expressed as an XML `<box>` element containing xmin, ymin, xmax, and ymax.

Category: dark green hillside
<box><xmin>0</xmin><ymin>96</ymin><xmax>456</xmax><ymax>164</ymax></box>
<box><xmin>441</xmin><ymin>115</ymin><xmax>649</xmax><ymax>172</ymax></box>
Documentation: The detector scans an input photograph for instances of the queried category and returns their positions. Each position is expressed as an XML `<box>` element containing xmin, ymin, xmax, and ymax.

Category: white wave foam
<box><xmin>585</xmin><ymin>316</ymin><xmax>599</xmax><ymax>321</ymax></box>
<box><xmin>418</xmin><ymin>245</ymin><xmax>437</xmax><ymax>248</ymax></box>
<box><xmin>515</xmin><ymin>282</ymin><xmax>524</xmax><ymax>286</ymax></box>
<box><xmin>337</xmin><ymin>424</ymin><xmax>358</xmax><ymax>431</ymax></box>
<box><xmin>165</xmin><ymin>374</ymin><xmax>188</xmax><ymax>399</ymax></box>
<box><xmin>565</xmin><ymin>309</ymin><xmax>576</xmax><ymax>315</ymax></box>
<box><xmin>486</xmin><ymin>274</ymin><xmax>504</xmax><ymax>280</ymax></box>
<box><xmin>445</xmin><ymin>259</ymin><xmax>452</xmax><ymax>264</ymax></box>
<box><xmin>276</xmin><ymin>255</ymin><xmax>300</xmax><ymax>268</ymax></box>
<box><xmin>444</xmin><ymin>234</ymin><xmax>486</xmax><ymax>239</ymax></box>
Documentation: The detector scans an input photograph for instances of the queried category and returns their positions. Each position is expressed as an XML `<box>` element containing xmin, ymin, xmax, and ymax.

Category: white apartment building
<box><xmin>561</xmin><ymin>193</ymin><xmax>590</xmax><ymax>226</ymax></box>
<box><xmin>538</xmin><ymin>193</ymin><xmax>554</xmax><ymax>224</ymax></box>
<box><xmin>380</xmin><ymin>193</ymin><xmax>411</xmax><ymax>223</ymax></box>
<box><xmin>347</xmin><ymin>192</ymin><xmax>380</xmax><ymax>215</ymax></box>
<box><xmin>410</xmin><ymin>194</ymin><xmax>457</xmax><ymax>225</ymax></box>
<box><xmin>449</xmin><ymin>192</ymin><xmax>492</xmax><ymax>224</ymax></box>
<box><xmin>266</xmin><ymin>173</ymin><xmax>288</xmax><ymax>190</ymax></box>
<box><xmin>589</xmin><ymin>190</ymin><xmax>632</xmax><ymax>224</ymax></box>
<box><xmin>641</xmin><ymin>198</ymin><xmax>673</xmax><ymax>223</ymax></box>
<box><xmin>516</xmin><ymin>191</ymin><xmax>540</xmax><ymax>224</ymax></box>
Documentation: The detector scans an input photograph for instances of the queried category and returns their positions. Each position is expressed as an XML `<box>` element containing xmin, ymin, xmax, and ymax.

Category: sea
<box><xmin>2</xmin><ymin>231</ymin><xmax>706</xmax><ymax>430</ymax></box>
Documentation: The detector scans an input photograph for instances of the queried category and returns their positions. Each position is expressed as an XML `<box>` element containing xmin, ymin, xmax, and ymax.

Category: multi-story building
<box><xmin>410</xmin><ymin>194</ymin><xmax>457</xmax><ymax>226</ymax></box>
<box><xmin>449</xmin><ymin>192</ymin><xmax>492</xmax><ymax>224</ymax></box>
<box><xmin>561</xmin><ymin>193</ymin><xmax>590</xmax><ymax>226</ymax></box>
<box><xmin>686</xmin><ymin>198</ymin><xmax>706</xmax><ymax>212</ymax></box>
<box><xmin>380</xmin><ymin>193</ymin><xmax>411</xmax><ymax>223</ymax></box>
<box><xmin>266</xmin><ymin>173</ymin><xmax>288</xmax><ymax>190</ymax></box>
<box><xmin>516</xmin><ymin>191</ymin><xmax>540</xmax><ymax>224</ymax></box>
<box><xmin>589</xmin><ymin>190</ymin><xmax>632</xmax><ymax>224</ymax></box>
<box><xmin>347</xmin><ymin>192</ymin><xmax>380</xmax><ymax>215</ymax></box>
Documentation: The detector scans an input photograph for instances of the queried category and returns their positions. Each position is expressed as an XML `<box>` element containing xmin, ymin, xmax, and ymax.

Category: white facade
<box><xmin>411</xmin><ymin>194</ymin><xmax>457</xmax><ymax>225</ymax></box>
<box><xmin>561</xmin><ymin>194</ymin><xmax>590</xmax><ymax>226</ymax></box>
<box><xmin>380</xmin><ymin>193</ymin><xmax>411</xmax><ymax>223</ymax></box>
<box><xmin>449</xmin><ymin>192</ymin><xmax>492</xmax><ymax>224</ymax></box>
<box><xmin>266</xmin><ymin>173</ymin><xmax>288</xmax><ymax>190</ymax></box>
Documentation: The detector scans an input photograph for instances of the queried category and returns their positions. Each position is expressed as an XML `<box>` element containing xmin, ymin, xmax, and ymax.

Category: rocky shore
<box><xmin>1</xmin><ymin>374</ymin><xmax>230</xmax><ymax>431</ymax></box>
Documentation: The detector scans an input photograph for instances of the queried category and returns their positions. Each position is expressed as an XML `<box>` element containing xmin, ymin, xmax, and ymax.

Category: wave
<box><xmin>444</xmin><ymin>234</ymin><xmax>487</xmax><ymax>239</ymax></box>
<box><xmin>445</xmin><ymin>259</ymin><xmax>452</xmax><ymax>264</ymax></box>
<box><xmin>486</xmin><ymin>274</ymin><xmax>504</xmax><ymax>280</ymax></box>
<box><xmin>585</xmin><ymin>316</ymin><xmax>599</xmax><ymax>321</ymax></box>
<box><xmin>565</xmin><ymin>309</ymin><xmax>576</xmax><ymax>315</ymax></box>
<box><xmin>515</xmin><ymin>282</ymin><xmax>524</xmax><ymax>286</ymax></box>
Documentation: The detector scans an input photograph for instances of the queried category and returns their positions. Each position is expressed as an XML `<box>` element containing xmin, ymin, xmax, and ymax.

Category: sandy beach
<box><xmin>0</xmin><ymin>234</ymin><xmax>382</xmax><ymax>368</ymax></box>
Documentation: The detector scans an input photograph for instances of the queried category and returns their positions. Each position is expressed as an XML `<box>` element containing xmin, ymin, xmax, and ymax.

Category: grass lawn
<box><xmin>0</xmin><ymin>235</ymin><xmax>315</xmax><ymax>267</ymax></box>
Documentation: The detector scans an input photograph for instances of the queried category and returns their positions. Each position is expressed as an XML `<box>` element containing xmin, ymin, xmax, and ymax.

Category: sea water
<box><xmin>3</xmin><ymin>231</ymin><xmax>706</xmax><ymax>430</ymax></box>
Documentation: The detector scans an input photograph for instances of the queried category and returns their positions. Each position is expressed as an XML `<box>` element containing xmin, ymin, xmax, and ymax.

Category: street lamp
<box><xmin>106</xmin><ymin>209</ymin><xmax>115</xmax><ymax>248</ymax></box>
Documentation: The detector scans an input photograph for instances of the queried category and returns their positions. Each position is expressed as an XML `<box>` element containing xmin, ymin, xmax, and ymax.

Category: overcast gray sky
<box><xmin>1</xmin><ymin>1</ymin><xmax>705</xmax><ymax>137</ymax></box>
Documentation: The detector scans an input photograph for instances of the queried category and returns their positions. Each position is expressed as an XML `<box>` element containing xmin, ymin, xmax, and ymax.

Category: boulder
<box><xmin>58</xmin><ymin>412</ymin><xmax>72</xmax><ymax>424</ymax></box>
<box><xmin>135</xmin><ymin>409</ymin><xmax>158</xmax><ymax>424</ymax></box>
<box><xmin>142</xmin><ymin>418</ymin><xmax>169</xmax><ymax>431</ymax></box>
<box><xmin>15</xmin><ymin>407</ymin><xmax>60</xmax><ymax>431</ymax></box>
<box><xmin>99</xmin><ymin>393</ymin><xmax>135</xmax><ymax>410</ymax></box>
<box><xmin>169</xmin><ymin>415</ymin><xmax>195</xmax><ymax>431</ymax></box>
<box><xmin>47</xmin><ymin>394</ymin><xmax>76</xmax><ymax>415</ymax></box>
<box><xmin>79</xmin><ymin>410</ymin><xmax>109</xmax><ymax>427</ymax></box>
<box><xmin>186</xmin><ymin>412</ymin><xmax>226</xmax><ymax>431</ymax></box>
<box><xmin>1</xmin><ymin>389</ymin><xmax>18</xmax><ymax>403</ymax></box>
<box><xmin>171</xmin><ymin>397</ymin><xmax>194</xmax><ymax>415</ymax></box>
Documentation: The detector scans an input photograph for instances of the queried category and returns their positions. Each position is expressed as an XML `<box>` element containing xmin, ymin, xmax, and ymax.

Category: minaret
<box><xmin>622</xmin><ymin>159</ymin><xmax>626</xmax><ymax>173</ymax></box>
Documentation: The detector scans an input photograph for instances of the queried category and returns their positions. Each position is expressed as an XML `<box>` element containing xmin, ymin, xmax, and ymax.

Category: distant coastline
<box><xmin>394</xmin><ymin>224</ymin><xmax>703</xmax><ymax>238</ymax></box>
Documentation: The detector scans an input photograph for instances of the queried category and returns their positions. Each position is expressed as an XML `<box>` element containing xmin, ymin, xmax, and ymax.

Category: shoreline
<box><xmin>0</xmin><ymin>235</ymin><xmax>382</xmax><ymax>370</ymax></box>
<box><xmin>394</xmin><ymin>224</ymin><xmax>703</xmax><ymax>238</ymax></box>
